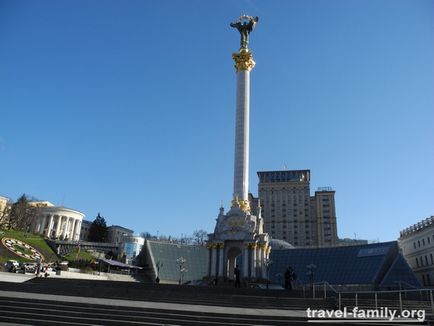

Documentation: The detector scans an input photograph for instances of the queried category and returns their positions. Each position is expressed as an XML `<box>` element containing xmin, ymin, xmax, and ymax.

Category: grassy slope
<box><xmin>0</xmin><ymin>229</ymin><xmax>59</xmax><ymax>263</ymax></box>
<box><xmin>64</xmin><ymin>248</ymin><xmax>95</xmax><ymax>261</ymax></box>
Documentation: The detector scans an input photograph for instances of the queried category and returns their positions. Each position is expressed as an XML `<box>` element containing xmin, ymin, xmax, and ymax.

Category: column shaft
<box><xmin>251</xmin><ymin>246</ymin><xmax>256</xmax><ymax>278</ymax></box>
<box><xmin>243</xmin><ymin>247</ymin><xmax>249</xmax><ymax>277</ymax></box>
<box><xmin>72</xmin><ymin>219</ymin><xmax>78</xmax><ymax>241</ymax></box>
<box><xmin>55</xmin><ymin>216</ymin><xmax>62</xmax><ymax>238</ymax></box>
<box><xmin>218</xmin><ymin>247</ymin><xmax>224</xmax><ymax>277</ymax></box>
<box><xmin>210</xmin><ymin>248</ymin><xmax>217</xmax><ymax>277</ymax></box>
<box><xmin>76</xmin><ymin>220</ymin><xmax>82</xmax><ymax>241</ymax></box>
<box><xmin>208</xmin><ymin>248</ymin><xmax>213</xmax><ymax>277</ymax></box>
<box><xmin>46</xmin><ymin>215</ymin><xmax>54</xmax><ymax>237</ymax></box>
<box><xmin>39</xmin><ymin>215</ymin><xmax>47</xmax><ymax>234</ymax></box>
<box><xmin>233</xmin><ymin>70</ymin><xmax>250</xmax><ymax>201</ymax></box>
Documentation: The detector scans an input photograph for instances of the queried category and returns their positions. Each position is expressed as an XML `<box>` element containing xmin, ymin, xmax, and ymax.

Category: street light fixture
<box><xmin>264</xmin><ymin>258</ymin><xmax>272</xmax><ymax>289</ymax></box>
<box><xmin>156</xmin><ymin>261</ymin><xmax>163</xmax><ymax>278</ymax></box>
<box><xmin>306</xmin><ymin>263</ymin><xmax>317</xmax><ymax>295</ymax></box>
<box><xmin>176</xmin><ymin>257</ymin><xmax>187</xmax><ymax>285</ymax></box>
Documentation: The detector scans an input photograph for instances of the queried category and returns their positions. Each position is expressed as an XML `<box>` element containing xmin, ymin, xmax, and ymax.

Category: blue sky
<box><xmin>0</xmin><ymin>0</ymin><xmax>432</xmax><ymax>242</ymax></box>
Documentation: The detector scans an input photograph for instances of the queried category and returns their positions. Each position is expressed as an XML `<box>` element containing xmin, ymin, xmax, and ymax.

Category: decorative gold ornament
<box><xmin>232</xmin><ymin>49</ymin><xmax>255</xmax><ymax>72</ymax></box>
<box><xmin>239</xmin><ymin>199</ymin><xmax>250</xmax><ymax>212</ymax></box>
<box><xmin>231</xmin><ymin>195</ymin><xmax>251</xmax><ymax>213</ymax></box>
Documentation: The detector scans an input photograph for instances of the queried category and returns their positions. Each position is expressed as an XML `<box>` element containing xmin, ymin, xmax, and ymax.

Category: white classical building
<box><xmin>399</xmin><ymin>216</ymin><xmax>434</xmax><ymax>287</ymax></box>
<box><xmin>29</xmin><ymin>201</ymin><xmax>85</xmax><ymax>241</ymax></box>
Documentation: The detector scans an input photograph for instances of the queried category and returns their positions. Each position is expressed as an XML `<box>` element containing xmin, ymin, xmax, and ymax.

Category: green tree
<box><xmin>88</xmin><ymin>213</ymin><xmax>108</xmax><ymax>242</ymax></box>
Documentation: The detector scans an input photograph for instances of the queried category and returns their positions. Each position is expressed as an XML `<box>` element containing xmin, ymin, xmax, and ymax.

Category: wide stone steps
<box><xmin>0</xmin><ymin>278</ymin><xmax>336</xmax><ymax>310</ymax></box>
<box><xmin>0</xmin><ymin>297</ymin><xmax>305</xmax><ymax>326</ymax></box>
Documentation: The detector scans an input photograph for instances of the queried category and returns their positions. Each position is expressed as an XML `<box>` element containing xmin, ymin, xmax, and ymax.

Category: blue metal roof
<box><xmin>269</xmin><ymin>241</ymin><xmax>405</xmax><ymax>286</ymax></box>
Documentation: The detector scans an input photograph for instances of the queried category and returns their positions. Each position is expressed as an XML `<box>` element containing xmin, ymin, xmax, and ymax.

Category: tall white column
<box><xmin>243</xmin><ymin>246</ymin><xmax>249</xmax><ymax>277</ymax></box>
<box><xmin>39</xmin><ymin>215</ymin><xmax>47</xmax><ymax>234</ymax></box>
<box><xmin>55</xmin><ymin>215</ymin><xmax>62</xmax><ymax>238</ymax></box>
<box><xmin>71</xmin><ymin>219</ymin><xmax>77</xmax><ymax>241</ymax></box>
<box><xmin>63</xmin><ymin>217</ymin><xmax>68</xmax><ymax>238</ymax></box>
<box><xmin>233</xmin><ymin>69</ymin><xmax>250</xmax><ymax>201</ymax></box>
<box><xmin>67</xmin><ymin>217</ymin><xmax>72</xmax><ymax>239</ymax></box>
<box><xmin>232</xmin><ymin>50</ymin><xmax>255</xmax><ymax>204</ymax></box>
<box><xmin>46</xmin><ymin>215</ymin><xmax>54</xmax><ymax>237</ymax></box>
<box><xmin>76</xmin><ymin>220</ymin><xmax>82</xmax><ymax>241</ymax></box>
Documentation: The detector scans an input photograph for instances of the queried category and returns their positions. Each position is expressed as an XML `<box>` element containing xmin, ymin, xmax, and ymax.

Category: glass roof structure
<box><xmin>142</xmin><ymin>240</ymin><xmax>420</xmax><ymax>288</ymax></box>
<box><xmin>146</xmin><ymin>241</ymin><xmax>208</xmax><ymax>283</ymax></box>
<box><xmin>268</xmin><ymin>241</ymin><xmax>420</xmax><ymax>288</ymax></box>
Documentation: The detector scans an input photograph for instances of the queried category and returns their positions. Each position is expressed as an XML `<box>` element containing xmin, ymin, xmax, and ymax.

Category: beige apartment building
<box><xmin>256</xmin><ymin>170</ymin><xmax>338</xmax><ymax>247</ymax></box>
<box><xmin>399</xmin><ymin>216</ymin><xmax>434</xmax><ymax>287</ymax></box>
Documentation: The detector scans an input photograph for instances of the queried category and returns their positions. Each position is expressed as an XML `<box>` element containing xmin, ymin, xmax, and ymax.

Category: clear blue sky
<box><xmin>0</xmin><ymin>0</ymin><xmax>432</xmax><ymax>242</ymax></box>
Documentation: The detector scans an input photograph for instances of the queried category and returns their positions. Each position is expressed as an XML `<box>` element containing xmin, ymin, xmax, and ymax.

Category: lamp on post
<box><xmin>155</xmin><ymin>260</ymin><xmax>163</xmax><ymax>283</ymax></box>
<box><xmin>264</xmin><ymin>258</ymin><xmax>272</xmax><ymax>289</ymax></box>
<box><xmin>306</xmin><ymin>263</ymin><xmax>317</xmax><ymax>296</ymax></box>
<box><xmin>176</xmin><ymin>257</ymin><xmax>187</xmax><ymax>285</ymax></box>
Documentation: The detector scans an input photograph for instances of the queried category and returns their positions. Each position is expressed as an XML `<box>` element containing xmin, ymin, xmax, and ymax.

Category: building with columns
<box><xmin>29</xmin><ymin>201</ymin><xmax>85</xmax><ymax>241</ymax></box>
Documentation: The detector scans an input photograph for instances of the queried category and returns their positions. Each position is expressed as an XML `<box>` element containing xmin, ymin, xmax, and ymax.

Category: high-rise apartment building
<box><xmin>256</xmin><ymin>170</ymin><xmax>338</xmax><ymax>247</ymax></box>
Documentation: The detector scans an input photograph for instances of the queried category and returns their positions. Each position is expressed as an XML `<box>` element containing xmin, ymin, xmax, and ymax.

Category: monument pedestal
<box><xmin>207</xmin><ymin>201</ymin><xmax>270</xmax><ymax>282</ymax></box>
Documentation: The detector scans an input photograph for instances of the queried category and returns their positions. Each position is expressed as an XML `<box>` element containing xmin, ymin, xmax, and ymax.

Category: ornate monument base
<box><xmin>207</xmin><ymin>199</ymin><xmax>270</xmax><ymax>282</ymax></box>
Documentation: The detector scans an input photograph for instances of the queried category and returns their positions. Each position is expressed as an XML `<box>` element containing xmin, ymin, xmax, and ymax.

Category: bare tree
<box><xmin>140</xmin><ymin>231</ymin><xmax>153</xmax><ymax>239</ymax></box>
<box><xmin>0</xmin><ymin>199</ymin><xmax>12</xmax><ymax>230</ymax></box>
<box><xmin>9</xmin><ymin>194</ymin><xmax>38</xmax><ymax>232</ymax></box>
<box><xmin>192</xmin><ymin>229</ymin><xmax>208</xmax><ymax>246</ymax></box>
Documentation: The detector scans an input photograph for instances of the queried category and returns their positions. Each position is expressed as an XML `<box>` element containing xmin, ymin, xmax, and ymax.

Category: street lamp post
<box><xmin>306</xmin><ymin>263</ymin><xmax>317</xmax><ymax>296</ymax></box>
<box><xmin>156</xmin><ymin>261</ymin><xmax>163</xmax><ymax>283</ymax></box>
<box><xmin>176</xmin><ymin>257</ymin><xmax>187</xmax><ymax>285</ymax></box>
<box><xmin>264</xmin><ymin>258</ymin><xmax>272</xmax><ymax>289</ymax></box>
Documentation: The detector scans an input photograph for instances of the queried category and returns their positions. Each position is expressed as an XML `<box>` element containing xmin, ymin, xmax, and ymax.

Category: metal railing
<box><xmin>300</xmin><ymin>281</ymin><xmax>434</xmax><ymax>313</ymax></box>
<box><xmin>337</xmin><ymin>288</ymin><xmax>434</xmax><ymax>314</ymax></box>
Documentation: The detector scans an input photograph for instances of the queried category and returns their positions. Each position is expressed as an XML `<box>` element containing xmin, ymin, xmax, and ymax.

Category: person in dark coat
<box><xmin>284</xmin><ymin>266</ymin><xmax>294</xmax><ymax>290</ymax></box>
<box><xmin>234</xmin><ymin>265</ymin><xmax>241</xmax><ymax>288</ymax></box>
